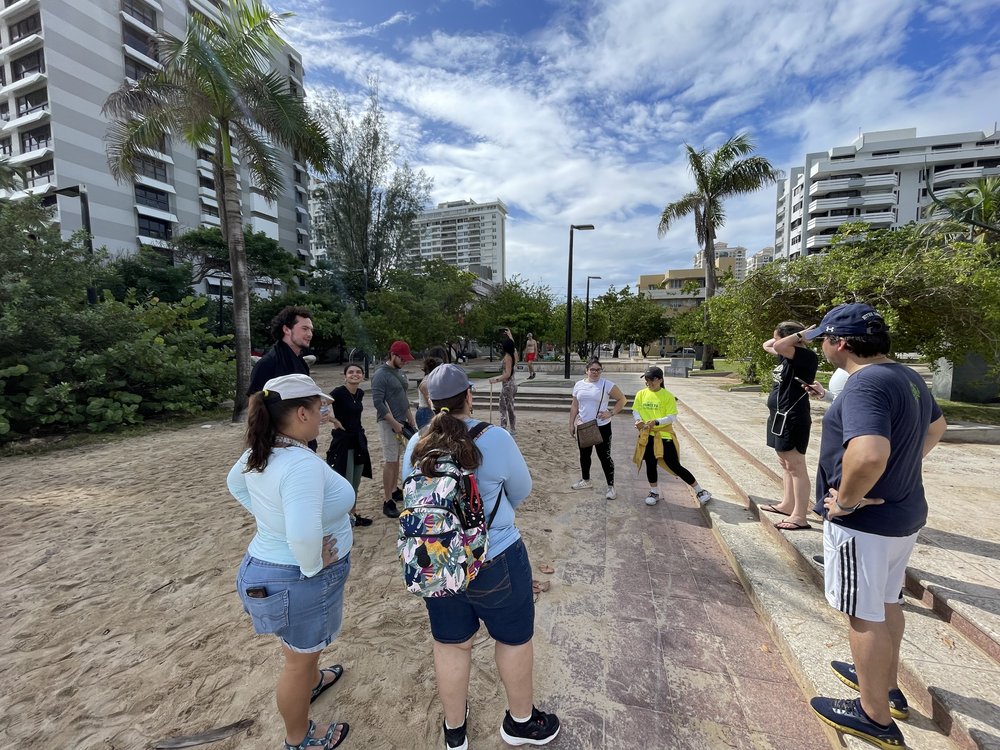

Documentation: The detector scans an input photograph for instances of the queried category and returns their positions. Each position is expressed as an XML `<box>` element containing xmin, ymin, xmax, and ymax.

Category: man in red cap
<box><xmin>371</xmin><ymin>341</ymin><xmax>417</xmax><ymax>517</ymax></box>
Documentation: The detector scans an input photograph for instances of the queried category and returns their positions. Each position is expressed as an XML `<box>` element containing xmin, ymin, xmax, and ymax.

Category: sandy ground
<box><xmin>0</xmin><ymin>366</ymin><xmax>586</xmax><ymax>750</ymax></box>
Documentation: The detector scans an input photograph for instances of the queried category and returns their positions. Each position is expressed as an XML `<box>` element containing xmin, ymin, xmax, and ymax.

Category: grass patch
<box><xmin>465</xmin><ymin>370</ymin><xmax>499</xmax><ymax>380</ymax></box>
<box><xmin>937</xmin><ymin>400</ymin><xmax>1000</xmax><ymax>426</ymax></box>
<box><xmin>0</xmin><ymin>407</ymin><xmax>233</xmax><ymax>458</ymax></box>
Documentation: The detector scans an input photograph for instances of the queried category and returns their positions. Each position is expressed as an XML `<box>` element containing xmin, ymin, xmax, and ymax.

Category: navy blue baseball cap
<box><xmin>804</xmin><ymin>303</ymin><xmax>888</xmax><ymax>340</ymax></box>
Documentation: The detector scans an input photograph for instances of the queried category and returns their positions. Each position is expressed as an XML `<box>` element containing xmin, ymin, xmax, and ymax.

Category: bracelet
<box><xmin>795</xmin><ymin>332</ymin><xmax>803</xmax><ymax>342</ymax></box>
<box><xmin>834</xmin><ymin>499</ymin><xmax>860</xmax><ymax>514</ymax></box>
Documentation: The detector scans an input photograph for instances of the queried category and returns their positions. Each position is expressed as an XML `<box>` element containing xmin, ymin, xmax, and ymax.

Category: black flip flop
<box><xmin>760</xmin><ymin>504</ymin><xmax>790</xmax><ymax>517</ymax></box>
<box><xmin>310</xmin><ymin>665</ymin><xmax>344</xmax><ymax>703</ymax></box>
<box><xmin>774</xmin><ymin>520</ymin><xmax>811</xmax><ymax>531</ymax></box>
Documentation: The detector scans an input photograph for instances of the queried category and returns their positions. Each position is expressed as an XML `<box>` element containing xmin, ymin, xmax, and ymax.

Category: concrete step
<box><xmin>672</xmin><ymin>402</ymin><xmax>1000</xmax><ymax>750</ymax></box>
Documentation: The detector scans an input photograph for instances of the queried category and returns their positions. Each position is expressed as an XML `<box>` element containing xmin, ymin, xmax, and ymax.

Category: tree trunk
<box><xmin>700</xmin><ymin>225</ymin><xmax>717</xmax><ymax>370</ymax></box>
<box><xmin>219</xmin><ymin>125</ymin><xmax>251</xmax><ymax>420</ymax></box>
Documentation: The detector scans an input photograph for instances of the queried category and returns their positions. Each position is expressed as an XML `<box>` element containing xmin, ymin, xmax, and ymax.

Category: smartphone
<box><xmin>770</xmin><ymin>411</ymin><xmax>788</xmax><ymax>436</ymax></box>
<box><xmin>245</xmin><ymin>586</ymin><xmax>267</xmax><ymax>599</ymax></box>
<box><xmin>792</xmin><ymin>376</ymin><xmax>817</xmax><ymax>392</ymax></box>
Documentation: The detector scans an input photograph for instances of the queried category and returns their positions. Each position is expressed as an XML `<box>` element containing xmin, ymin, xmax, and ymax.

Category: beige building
<box><xmin>691</xmin><ymin>241</ymin><xmax>747</xmax><ymax>281</ymax></box>
<box><xmin>747</xmin><ymin>246</ymin><xmax>774</xmax><ymax>274</ymax></box>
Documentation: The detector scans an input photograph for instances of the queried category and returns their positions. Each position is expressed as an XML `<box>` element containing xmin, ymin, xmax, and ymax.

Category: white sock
<box><xmin>510</xmin><ymin>710</ymin><xmax>533</xmax><ymax>724</ymax></box>
<box><xmin>648</xmin><ymin>488</ymin><xmax>658</xmax><ymax>495</ymax></box>
<box><xmin>692</xmin><ymin>483</ymin><xmax>703</xmax><ymax>493</ymax></box>
<box><xmin>445</xmin><ymin>717</ymin><xmax>463</xmax><ymax>730</ymax></box>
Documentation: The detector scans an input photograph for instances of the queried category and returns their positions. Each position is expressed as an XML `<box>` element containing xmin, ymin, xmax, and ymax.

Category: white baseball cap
<box><xmin>261</xmin><ymin>374</ymin><xmax>333</xmax><ymax>402</ymax></box>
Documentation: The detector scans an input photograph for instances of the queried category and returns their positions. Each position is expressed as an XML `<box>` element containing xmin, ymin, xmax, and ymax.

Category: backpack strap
<box><xmin>466</xmin><ymin>422</ymin><xmax>505</xmax><ymax>529</ymax></box>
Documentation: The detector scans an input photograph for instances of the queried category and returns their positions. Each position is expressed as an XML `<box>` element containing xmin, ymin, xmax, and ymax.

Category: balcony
<box><xmin>2</xmin><ymin>103</ymin><xmax>48</xmax><ymax>131</ymax></box>
<box><xmin>931</xmin><ymin>166</ymin><xmax>984</xmax><ymax>185</ymax></box>
<box><xmin>120</xmin><ymin>10</ymin><xmax>157</xmax><ymax>37</ymax></box>
<box><xmin>0</xmin><ymin>0</ymin><xmax>38</xmax><ymax>21</ymax></box>
<box><xmin>807</xmin><ymin>210</ymin><xmax>895</xmax><ymax>231</ymax></box>
<box><xmin>0</xmin><ymin>69</ymin><xmax>45</xmax><ymax>98</ymax></box>
<box><xmin>135</xmin><ymin>174</ymin><xmax>175</xmax><ymax>194</ymax></box>
<box><xmin>8</xmin><ymin>144</ymin><xmax>50</xmax><ymax>164</ymax></box>
<box><xmin>2</xmin><ymin>30</ymin><xmax>43</xmax><ymax>59</ymax></box>
<box><xmin>806</xmin><ymin>235</ymin><xmax>833</xmax><ymax>250</ymax></box>
<box><xmin>200</xmin><ymin>212</ymin><xmax>221</xmax><ymax>227</ymax></box>
<box><xmin>122</xmin><ymin>44</ymin><xmax>161</xmax><ymax>73</ymax></box>
<box><xmin>810</xmin><ymin>173</ymin><xmax>898</xmax><ymax>195</ymax></box>
<box><xmin>808</xmin><ymin>192</ymin><xmax>896</xmax><ymax>212</ymax></box>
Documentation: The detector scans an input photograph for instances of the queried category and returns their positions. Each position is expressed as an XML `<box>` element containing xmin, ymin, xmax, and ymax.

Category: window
<box><xmin>11</xmin><ymin>50</ymin><xmax>45</xmax><ymax>82</ymax></box>
<box><xmin>16</xmin><ymin>88</ymin><xmax>47</xmax><ymax>117</ymax></box>
<box><xmin>0</xmin><ymin>137</ymin><xmax>10</xmax><ymax>156</ymax></box>
<box><xmin>134</xmin><ymin>154</ymin><xmax>167</xmax><ymax>181</ymax></box>
<box><xmin>288</xmin><ymin>56</ymin><xmax>297</xmax><ymax>74</ymax></box>
<box><xmin>0</xmin><ymin>67</ymin><xmax>5</xmax><ymax>87</ymax></box>
<box><xmin>138</xmin><ymin>215</ymin><xmax>172</xmax><ymax>240</ymax></box>
<box><xmin>124</xmin><ymin>56</ymin><xmax>154</xmax><ymax>81</ymax></box>
<box><xmin>199</xmin><ymin>175</ymin><xmax>215</xmax><ymax>190</ymax></box>
<box><xmin>293</xmin><ymin>168</ymin><xmax>303</xmax><ymax>185</ymax></box>
<box><xmin>0</xmin><ymin>103</ymin><xmax>8</xmax><ymax>122</ymax></box>
<box><xmin>122</xmin><ymin>0</ymin><xmax>156</xmax><ymax>28</ymax></box>
<box><xmin>20</xmin><ymin>124</ymin><xmax>50</xmax><ymax>152</ymax></box>
<box><xmin>289</xmin><ymin>80</ymin><xmax>299</xmax><ymax>97</ymax></box>
<box><xmin>122</xmin><ymin>26</ymin><xmax>155</xmax><ymax>59</ymax></box>
<box><xmin>830</xmin><ymin>154</ymin><xmax>855</xmax><ymax>161</ymax></box>
<box><xmin>871</xmin><ymin>150</ymin><xmax>899</xmax><ymax>157</ymax></box>
<box><xmin>25</xmin><ymin>159</ymin><xmax>53</xmax><ymax>187</ymax></box>
<box><xmin>197</xmin><ymin>148</ymin><xmax>213</xmax><ymax>161</ymax></box>
<box><xmin>201</xmin><ymin>202</ymin><xmax>219</xmax><ymax>217</ymax></box>
<box><xmin>9</xmin><ymin>12</ymin><xmax>41</xmax><ymax>42</ymax></box>
<box><xmin>931</xmin><ymin>143</ymin><xmax>962</xmax><ymax>151</ymax></box>
<box><xmin>135</xmin><ymin>185</ymin><xmax>169</xmax><ymax>211</ymax></box>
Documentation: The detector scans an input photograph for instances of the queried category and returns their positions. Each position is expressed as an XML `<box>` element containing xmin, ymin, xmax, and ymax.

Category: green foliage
<box><xmin>359</xmin><ymin>260</ymin><xmax>476</xmax><ymax>355</ymax></box>
<box><xmin>591</xmin><ymin>286</ymin><xmax>668</xmax><ymax>356</ymax></box>
<box><xmin>171</xmin><ymin>226</ymin><xmax>303</xmax><ymax>286</ymax></box>
<box><xmin>249</xmin><ymin>289</ymin><xmax>346</xmax><ymax>357</ymax></box>
<box><xmin>465</xmin><ymin>276</ymin><xmax>554</xmax><ymax>353</ymax></box>
<box><xmin>0</xmin><ymin>200</ymin><xmax>232</xmax><ymax>442</ymax></box>
<box><xmin>96</xmin><ymin>247</ymin><xmax>194</xmax><ymax>303</ymax></box>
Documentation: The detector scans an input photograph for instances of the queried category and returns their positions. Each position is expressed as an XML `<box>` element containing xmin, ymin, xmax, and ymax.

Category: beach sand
<box><xmin>0</xmin><ymin>366</ymin><xmax>589</xmax><ymax>749</ymax></box>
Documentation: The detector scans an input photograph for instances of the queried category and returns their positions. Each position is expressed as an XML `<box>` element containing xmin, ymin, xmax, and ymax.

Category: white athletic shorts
<box><xmin>823</xmin><ymin>521</ymin><xmax>917</xmax><ymax>622</ymax></box>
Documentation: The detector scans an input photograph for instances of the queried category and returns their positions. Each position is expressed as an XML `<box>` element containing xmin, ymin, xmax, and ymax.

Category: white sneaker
<box><xmin>605</xmin><ymin>485</ymin><xmax>617</xmax><ymax>500</ymax></box>
<box><xmin>695</xmin><ymin>489</ymin><xmax>712</xmax><ymax>505</ymax></box>
<box><xmin>645</xmin><ymin>492</ymin><xmax>659</xmax><ymax>506</ymax></box>
<box><xmin>571</xmin><ymin>479</ymin><xmax>593</xmax><ymax>490</ymax></box>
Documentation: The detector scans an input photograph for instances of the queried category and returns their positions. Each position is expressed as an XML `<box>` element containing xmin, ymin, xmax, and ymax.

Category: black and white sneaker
<box><xmin>443</xmin><ymin>703</ymin><xmax>470</xmax><ymax>750</ymax></box>
<box><xmin>500</xmin><ymin>706</ymin><xmax>560</xmax><ymax>746</ymax></box>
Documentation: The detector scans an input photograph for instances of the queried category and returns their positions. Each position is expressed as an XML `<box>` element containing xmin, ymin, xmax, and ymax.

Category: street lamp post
<box><xmin>54</xmin><ymin>184</ymin><xmax>97</xmax><ymax>305</ymax></box>
<box><xmin>564</xmin><ymin>223</ymin><xmax>595</xmax><ymax>380</ymax></box>
<box><xmin>585</xmin><ymin>274</ymin><xmax>602</xmax><ymax>359</ymax></box>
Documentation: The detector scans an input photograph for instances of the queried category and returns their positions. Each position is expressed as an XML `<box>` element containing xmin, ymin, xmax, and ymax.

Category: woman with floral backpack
<box><xmin>401</xmin><ymin>364</ymin><xmax>560</xmax><ymax>749</ymax></box>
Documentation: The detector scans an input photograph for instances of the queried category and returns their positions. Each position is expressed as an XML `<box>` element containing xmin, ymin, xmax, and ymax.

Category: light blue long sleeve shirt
<box><xmin>227</xmin><ymin>445</ymin><xmax>355</xmax><ymax>577</ymax></box>
<box><xmin>401</xmin><ymin>419</ymin><xmax>531</xmax><ymax>560</ymax></box>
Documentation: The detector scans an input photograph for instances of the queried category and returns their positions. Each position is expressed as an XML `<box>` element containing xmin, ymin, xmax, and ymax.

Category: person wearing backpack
<box><xmin>400</xmin><ymin>364</ymin><xmax>561</xmax><ymax>749</ymax></box>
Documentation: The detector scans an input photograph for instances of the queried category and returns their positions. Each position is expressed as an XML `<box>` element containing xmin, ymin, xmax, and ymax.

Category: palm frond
<box><xmin>658</xmin><ymin>191</ymin><xmax>703</xmax><ymax>237</ymax></box>
<box><xmin>231</xmin><ymin>121</ymin><xmax>284</xmax><ymax>200</ymax></box>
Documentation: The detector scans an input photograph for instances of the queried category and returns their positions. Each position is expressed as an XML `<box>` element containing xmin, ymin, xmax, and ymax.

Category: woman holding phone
<box><xmin>761</xmin><ymin>322</ymin><xmax>818</xmax><ymax>531</ymax></box>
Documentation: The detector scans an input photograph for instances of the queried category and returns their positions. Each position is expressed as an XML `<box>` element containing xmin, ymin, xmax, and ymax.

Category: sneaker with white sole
<box><xmin>571</xmin><ymin>479</ymin><xmax>593</xmax><ymax>490</ymax></box>
<box><xmin>830</xmin><ymin>661</ymin><xmax>910</xmax><ymax>720</ymax></box>
<box><xmin>810</xmin><ymin>696</ymin><xmax>905</xmax><ymax>749</ymax></box>
<box><xmin>644</xmin><ymin>491</ymin><xmax>659</xmax><ymax>506</ymax></box>
<box><xmin>500</xmin><ymin>706</ymin><xmax>560</xmax><ymax>746</ymax></box>
<box><xmin>695</xmin><ymin>489</ymin><xmax>712</xmax><ymax>505</ymax></box>
<box><xmin>443</xmin><ymin>703</ymin><xmax>471</xmax><ymax>750</ymax></box>
<box><xmin>605</xmin><ymin>485</ymin><xmax>617</xmax><ymax>500</ymax></box>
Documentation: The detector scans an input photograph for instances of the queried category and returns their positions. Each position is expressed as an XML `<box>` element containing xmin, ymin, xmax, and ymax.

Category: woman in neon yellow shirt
<box><xmin>632</xmin><ymin>366</ymin><xmax>712</xmax><ymax>507</ymax></box>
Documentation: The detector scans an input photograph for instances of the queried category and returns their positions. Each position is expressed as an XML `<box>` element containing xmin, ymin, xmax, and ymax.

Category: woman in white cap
<box><xmin>401</xmin><ymin>364</ymin><xmax>560</xmax><ymax>750</ymax></box>
<box><xmin>228</xmin><ymin>374</ymin><xmax>354</xmax><ymax>750</ymax></box>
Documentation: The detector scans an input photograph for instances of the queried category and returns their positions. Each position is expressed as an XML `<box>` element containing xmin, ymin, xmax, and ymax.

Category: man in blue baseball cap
<box><xmin>805</xmin><ymin>303</ymin><xmax>947</xmax><ymax>748</ymax></box>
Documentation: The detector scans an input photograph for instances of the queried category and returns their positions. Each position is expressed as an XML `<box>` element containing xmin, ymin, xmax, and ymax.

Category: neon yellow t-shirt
<box><xmin>632</xmin><ymin>387</ymin><xmax>678</xmax><ymax>438</ymax></box>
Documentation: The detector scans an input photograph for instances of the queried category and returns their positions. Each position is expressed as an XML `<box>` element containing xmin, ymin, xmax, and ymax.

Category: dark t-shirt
<box><xmin>331</xmin><ymin>386</ymin><xmax>364</xmax><ymax>435</ymax></box>
<box><xmin>766</xmin><ymin>347</ymin><xmax>818</xmax><ymax>422</ymax></box>
<box><xmin>248</xmin><ymin>340</ymin><xmax>309</xmax><ymax>395</ymax></box>
<box><xmin>814</xmin><ymin>362</ymin><xmax>943</xmax><ymax>537</ymax></box>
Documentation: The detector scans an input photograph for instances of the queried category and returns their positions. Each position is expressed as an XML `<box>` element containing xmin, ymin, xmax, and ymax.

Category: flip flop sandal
<box><xmin>760</xmin><ymin>504</ymin><xmax>790</xmax><ymax>517</ymax></box>
<box><xmin>283</xmin><ymin>719</ymin><xmax>350</xmax><ymax>749</ymax></box>
<box><xmin>538</xmin><ymin>564</ymin><xmax>555</xmax><ymax>574</ymax></box>
<box><xmin>310</xmin><ymin>665</ymin><xmax>344</xmax><ymax>703</ymax></box>
<box><xmin>774</xmin><ymin>520</ymin><xmax>811</xmax><ymax>531</ymax></box>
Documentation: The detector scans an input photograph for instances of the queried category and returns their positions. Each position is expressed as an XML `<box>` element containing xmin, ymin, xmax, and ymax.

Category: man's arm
<box><xmin>832</xmin><ymin>434</ymin><xmax>890</xmax><ymax>511</ymax></box>
<box><xmin>370</xmin><ymin>369</ymin><xmax>392</xmax><ymax>422</ymax></box>
<box><xmin>923</xmin><ymin>415</ymin><xmax>947</xmax><ymax>457</ymax></box>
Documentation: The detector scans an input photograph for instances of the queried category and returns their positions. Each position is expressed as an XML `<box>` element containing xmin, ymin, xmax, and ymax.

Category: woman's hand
<box><xmin>598</xmin><ymin>409</ymin><xmax>611</xmax><ymax>420</ymax></box>
<box><xmin>331</xmin><ymin>418</ymin><xmax>345</xmax><ymax>431</ymax></box>
<box><xmin>634</xmin><ymin>419</ymin><xmax>644</xmax><ymax>431</ymax></box>
<box><xmin>569</xmin><ymin>423</ymin><xmax>576</xmax><ymax>437</ymax></box>
<box><xmin>322</xmin><ymin>535</ymin><xmax>339</xmax><ymax>567</ymax></box>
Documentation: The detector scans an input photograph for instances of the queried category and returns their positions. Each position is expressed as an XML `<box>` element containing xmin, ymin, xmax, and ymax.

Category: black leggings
<box><xmin>579</xmin><ymin>423</ymin><xmax>614</xmax><ymax>485</ymax></box>
<box><xmin>643</xmin><ymin>437</ymin><xmax>696</xmax><ymax>486</ymax></box>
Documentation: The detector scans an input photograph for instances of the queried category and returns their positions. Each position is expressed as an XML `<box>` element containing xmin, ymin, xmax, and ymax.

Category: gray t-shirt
<box><xmin>371</xmin><ymin>363</ymin><xmax>410</xmax><ymax>423</ymax></box>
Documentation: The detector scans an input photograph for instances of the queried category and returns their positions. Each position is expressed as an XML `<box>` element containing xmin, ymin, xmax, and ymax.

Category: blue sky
<box><xmin>277</xmin><ymin>0</ymin><xmax>1000</xmax><ymax>298</ymax></box>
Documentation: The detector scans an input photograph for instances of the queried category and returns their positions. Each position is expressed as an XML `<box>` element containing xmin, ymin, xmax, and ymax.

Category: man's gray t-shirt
<box><xmin>371</xmin><ymin>363</ymin><xmax>409</xmax><ymax>423</ymax></box>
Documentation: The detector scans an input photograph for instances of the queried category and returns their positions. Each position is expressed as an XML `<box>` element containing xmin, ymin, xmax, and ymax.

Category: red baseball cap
<box><xmin>389</xmin><ymin>340</ymin><xmax>414</xmax><ymax>362</ymax></box>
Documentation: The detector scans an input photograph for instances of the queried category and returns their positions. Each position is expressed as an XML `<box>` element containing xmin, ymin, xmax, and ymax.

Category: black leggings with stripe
<box><xmin>643</xmin><ymin>437</ymin><xmax>696</xmax><ymax>486</ymax></box>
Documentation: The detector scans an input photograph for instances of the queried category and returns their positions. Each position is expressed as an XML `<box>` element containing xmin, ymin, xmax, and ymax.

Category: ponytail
<box><xmin>244</xmin><ymin>392</ymin><xmax>318</xmax><ymax>472</ymax></box>
<box><xmin>411</xmin><ymin>390</ymin><xmax>481</xmax><ymax>476</ymax></box>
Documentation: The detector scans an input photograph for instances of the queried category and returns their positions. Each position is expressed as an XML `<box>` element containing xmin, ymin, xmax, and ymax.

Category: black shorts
<box><xmin>766</xmin><ymin>410</ymin><xmax>810</xmax><ymax>454</ymax></box>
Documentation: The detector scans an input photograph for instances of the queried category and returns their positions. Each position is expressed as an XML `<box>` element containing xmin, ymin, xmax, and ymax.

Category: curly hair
<box><xmin>269</xmin><ymin>306</ymin><xmax>311</xmax><ymax>342</ymax></box>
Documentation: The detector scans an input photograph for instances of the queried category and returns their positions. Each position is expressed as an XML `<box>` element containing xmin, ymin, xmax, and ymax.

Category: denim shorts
<box><xmin>236</xmin><ymin>552</ymin><xmax>351</xmax><ymax>653</ymax></box>
<box><xmin>425</xmin><ymin>538</ymin><xmax>534</xmax><ymax>646</ymax></box>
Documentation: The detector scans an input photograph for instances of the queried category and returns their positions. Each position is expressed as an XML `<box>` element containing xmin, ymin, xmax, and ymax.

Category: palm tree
<box><xmin>0</xmin><ymin>156</ymin><xmax>23</xmax><ymax>193</ymax></box>
<box><xmin>923</xmin><ymin>175</ymin><xmax>1000</xmax><ymax>250</ymax></box>
<box><xmin>103</xmin><ymin>0</ymin><xmax>330</xmax><ymax>418</ymax></box>
<box><xmin>658</xmin><ymin>133</ymin><xmax>780</xmax><ymax>368</ymax></box>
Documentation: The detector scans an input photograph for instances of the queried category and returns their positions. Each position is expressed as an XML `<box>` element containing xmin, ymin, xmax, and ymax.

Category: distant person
<box><xmin>760</xmin><ymin>321</ymin><xmax>818</xmax><ymax>531</ymax></box>
<box><xmin>401</xmin><ymin>365</ymin><xmax>560</xmax><ymax>749</ymax></box>
<box><xmin>569</xmin><ymin>358</ymin><xmax>625</xmax><ymax>499</ymax></box>
<box><xmin>491</xmin><ymin>328</ymin><xmax>518</xmax><ymax>437</ymax></box>
<box><xmin>228</xmin><ymin>374</ymin><xmax>353</xmax><ymax>750</ymax></box>
<box><xmin>371</xmin><ymin>341</ymin><xmax>417</xmax><ymax>518</ymax></box>
<box><xmin>523</xmin><ymin>333</ymin><xmax>538</xmax><ymax>379</ymax></box>
<box><xmin>802</xmin><ymin>304</ymin><xmax>946</xmax><ymax>750</ymax></box>
<box><xmin>326</xmin><ymin>363</ymin><xmax>374</xmax><ymax>528</ymax></box>
<box><xmin>249</xmin><ymin>306</ymin><xmax>314</xmax><ymax>395</ymax></box>
<box><xmin>632</xmin><ymin>366</ymin><xmax>712</xmax><ymax>506</ymax></box>
<box><xmin>416</xmin><ymin>356</ymin><xmax>442</xmax><ymax>429</ymax></box>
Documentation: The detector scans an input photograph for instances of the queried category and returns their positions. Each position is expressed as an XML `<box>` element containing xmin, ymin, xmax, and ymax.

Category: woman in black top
<box><xmin>326</xmin><ymin>363</ymin><xmax>374</xmax><ymax>527</ymax></box>
<box><xmin>761</xmin><ymin>321</ymin><xmax>818</xmax><ymax>531</ymax></box>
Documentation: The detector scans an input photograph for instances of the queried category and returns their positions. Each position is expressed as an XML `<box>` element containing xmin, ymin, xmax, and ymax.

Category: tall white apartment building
<box><xmin>746</xmin><ymin>246</ymin><xmax>774</xmax><ymax>274</ymax></box>
<box><xmin>774</xmin><ymin>127</ymin><xmax>1000</xmax><ymax>259</ymax></box>
<box><xmin>411</xmin><ymin>198</ymin><xmax>507</xmax><ymax>285</ymax></box>
<box><xmin>0</xmin><ymin>0</ymin><xmax>311</xmax><ymax>293</ymax></box>
<box><xmin>692</xmin><ymin>241</ymin><xmax>747</xmax><ymax>281</ymax></box>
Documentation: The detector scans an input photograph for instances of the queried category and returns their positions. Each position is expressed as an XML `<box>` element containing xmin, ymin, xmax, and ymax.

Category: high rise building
<box><xmin>0</xmin><ymin>0</ymin><xmax>310</xmax><ymax>295</ymax></box>
<box><xmin>691</xmin><ymin>241</ymin><xmax>747</xmax><ymax>281</ymax></box>
<box><xmin>410</xmin><ymin>198</ymin><xmax>507</xmax><ymax>288</ymax></box>
<box><xmin>747</xmin><ymin>246</ymin><xmax>774</xmax><ymax>274</ymax></box>
<box><xmin>774</xmin><ymin>127</ymin><xmax>1000</xmax><ymax>260</ymax></box>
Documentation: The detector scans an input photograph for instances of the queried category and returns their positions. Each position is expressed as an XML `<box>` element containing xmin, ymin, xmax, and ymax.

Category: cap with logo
<box><xmin>389</xmin><ymin>340</ymin><xmax>414</xmax><ymax>362</ymax></box>
<box><xmin>643</xmin><ymin>366</ymin><xmax>664</xmax><ymax>380</ymax></box>
<box><xmin>803</xmin><ymin>303</ymin><xmax>887</xmax><ymax>340</ymax></box>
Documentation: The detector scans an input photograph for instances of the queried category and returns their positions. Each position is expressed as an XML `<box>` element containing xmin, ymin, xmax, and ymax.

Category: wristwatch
<box><xmin>795</xmin><ymin>332</ymin><xmax>804</xmax><ymax>342</ymax></box>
